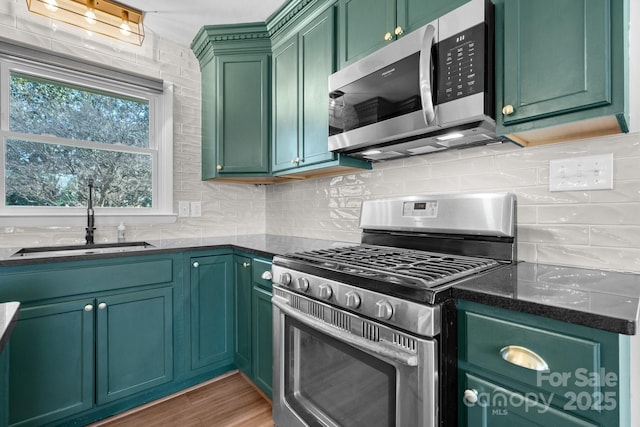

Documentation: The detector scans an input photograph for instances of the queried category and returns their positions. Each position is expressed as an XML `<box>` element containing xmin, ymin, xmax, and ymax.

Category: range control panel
<box><xmin>402</xmin><ymin>201</ymin><xmax>438</xmax><ymax>218</ymax></box>
<box><xmin>437</xmin><ymin>23</ymin><xmax>486</xmax><ymax>104</ymax></box>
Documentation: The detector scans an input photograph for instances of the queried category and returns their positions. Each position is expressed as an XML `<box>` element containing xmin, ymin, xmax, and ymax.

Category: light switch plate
<box><xmin>178</xmin><ymin>201</ymin><xmax>190</xmax><ymax>217</ymax></box>
<box><xmin>549</xmin><ymin>154</ymin><xmax>614</xmax><ymax>192</ymax></box>
<box><xmin>190</xmin><ymin>201</ymin><xmax>202</xmax><ymax>217</ymax></box>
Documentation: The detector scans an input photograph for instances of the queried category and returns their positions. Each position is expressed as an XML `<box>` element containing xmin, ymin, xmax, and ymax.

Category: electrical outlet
<box><xmin>178</xmin><ymin>201</ymin><xmax>190</xmax><ymax>217</ymax></box>
<box><xmin>190</xmin><ymin>201</ymin><xmax>202</xmax><ymax>217</ymax></box>
<box><xmin>549</xmin><ymin>154</ymin><xmax>614</xmax><ymax>192</ymax></box>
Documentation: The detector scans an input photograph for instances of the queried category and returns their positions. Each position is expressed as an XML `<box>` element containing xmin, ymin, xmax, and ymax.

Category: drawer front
<box><xmin>462</xmin><ymin>311</ymin><xmax>601</xmax><ymax>398</ymax></box>
<box><xmin>251</xmin><ymin>258</ymin><xmax>272</xmax><ymax>290</ymax></box>
<box><xmin>460</xmin><ymin>372</ymin><xmax>598</xmax><ymax>427</ymax></box>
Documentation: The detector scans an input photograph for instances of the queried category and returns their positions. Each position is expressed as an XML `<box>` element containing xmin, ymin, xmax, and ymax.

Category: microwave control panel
<box><xmin>437</xmin><ymin>23</ymin><xmax>486</xmax><ymax>104</ymax></box>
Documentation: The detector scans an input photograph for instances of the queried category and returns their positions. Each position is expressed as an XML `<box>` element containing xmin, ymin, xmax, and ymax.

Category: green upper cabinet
<box><xmin>271</xmin><ymin>6</ymin><xmax>371</xmax><ymax>177</ymax></box>
<box><xmin>493</xmin><ymin>0</ymin><xmax>629</xmax><ymax>146</ymax></box>
<box><xmin>192</xmin><ymin>24</ymin><xmax>273</xmax><ymax>182</ymax></box>
<box><xmin>337</xmin><ymin>0</ymin><xmax>468</xmax><ymax>68</ymax></box>
<box><xmin>272</xmin><ymin>8</ymin><xmax>337</xmax><ymax>173</ymax></box>
<box><xmin>215</xmin><ymin>54</ymin><xmax>270</xmax><ymax>175</ymax></box>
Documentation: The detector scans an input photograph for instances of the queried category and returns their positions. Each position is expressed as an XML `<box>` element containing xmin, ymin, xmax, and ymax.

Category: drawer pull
<box><xmin>500</xmin><ymin>345</ymin><xmax>549</xmax><ymax>371</ymax></box>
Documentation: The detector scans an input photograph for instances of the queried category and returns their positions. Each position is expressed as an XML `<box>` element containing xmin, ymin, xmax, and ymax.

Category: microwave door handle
<box><xmin>419</xmin><ymin>24</ymin><xmax>437</xmax><ymax>126</ymax></box>
<box><xmin>272</xmin><ymin>296</ymin><xmax>418</xmax><ymax>367</ymax></box>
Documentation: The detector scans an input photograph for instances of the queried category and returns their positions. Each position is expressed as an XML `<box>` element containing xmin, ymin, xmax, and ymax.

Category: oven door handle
<box><xmin>273</xmin><ymin>296</ymin><xmax>418</xmax><ymax>367</ymax></box>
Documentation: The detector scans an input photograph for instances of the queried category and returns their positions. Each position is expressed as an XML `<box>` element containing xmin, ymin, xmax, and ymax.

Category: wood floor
<box><xmin>88</xmin><ymin>372</ymin><xmax>274</xmax><ymax>427</ymax></box>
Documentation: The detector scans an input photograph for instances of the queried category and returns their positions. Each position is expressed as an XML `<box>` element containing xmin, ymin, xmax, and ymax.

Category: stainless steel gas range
<box><xmin>272</xmin><ymin>192</ymin><xmax>517</xmax><ymax>427</ymax></box>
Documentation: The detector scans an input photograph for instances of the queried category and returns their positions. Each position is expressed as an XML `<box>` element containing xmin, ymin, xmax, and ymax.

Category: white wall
<box><xmin>1</xmin><ymin>1</ymin><xmax>640</xmax><ymax>276</ymax></box>
<box><xmin>0</xmin><ymin>0</ymin><xmax>266</xmax><ymax>247</ymax></box>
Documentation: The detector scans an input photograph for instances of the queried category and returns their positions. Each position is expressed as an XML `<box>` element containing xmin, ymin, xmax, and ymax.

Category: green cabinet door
<box><xmin>233</xmin><ymin>255</ymin><xmax>252</xmax><ymax>375</ymax></box>
<box><xmin>501</xmin><ymin>0</ymin><xmax>610</xmax><ymax>126</ymax></box>
<box><xmin>397</xmin><ymin>0</ymin><xmax>468</xmax><ymax>35</ymax></box>
<box><xmin>189</xmin><ymin>254</ymin><xmax>234</xmax><ymax>373</ymax></box>
<box><xmin>9</xmin><ymin>300</ymin><xmax>94</xmax><ymax>427</ymax></box>
<box><xmin>252</xmin><ymin>286</ymin><xmax>273</xmax><ymax>397</ymax></box>
<box><xmin>460</xmin><ymin>372</ymin><xmax>597</xmax><ymax>427</ymax></box>
<box><xmin>96</xmin><ymin>287</ymin><xmax>173</xmax><ymax>404</ymax></box>
<box><xmin>272</xmin><ymin>37</ymin><xmax>300</xmax><ymax>173</ymax></box>
<box><xmin>299</xmin><ymin>7</ymin><xmax>337</xmax><ymax>168</ymax></box>
<box><xmin>216</xmin><ymin>54</ymin><xmax>271</xmax><ymax>175</ymax></box>
<box><xmin>0</xmin><ymin>344</ymin><xmax>7</xmax><ymax>427</ymax></box>
<box><xmin>338</xmin><ymin>0</ymin><xmax>396</xmax><ymax>67</ymax></box>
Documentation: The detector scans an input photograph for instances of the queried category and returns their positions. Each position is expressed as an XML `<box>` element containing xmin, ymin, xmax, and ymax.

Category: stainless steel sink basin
<box><xmin>12</xmin><ymin>241</ymin><xmax>155</xmax><ymax>258</ymax></box>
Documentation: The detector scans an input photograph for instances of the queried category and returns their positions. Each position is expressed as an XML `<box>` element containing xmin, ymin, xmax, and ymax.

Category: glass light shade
<box><xmin>26</xmin><ymin>0</ymin><xmax>145</xmax><ymax>46</ymax></box>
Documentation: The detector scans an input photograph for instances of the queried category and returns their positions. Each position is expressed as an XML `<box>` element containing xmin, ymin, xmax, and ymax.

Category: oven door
<box><xmin>272</xmin><ymin>288</ymin><xmax>438</xmax><ymax>427</ymax></box>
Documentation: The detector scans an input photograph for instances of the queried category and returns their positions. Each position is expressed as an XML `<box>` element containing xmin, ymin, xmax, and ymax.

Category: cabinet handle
<box><xmin>98</xmin><ymin>302</ymin><xmax>107</xmax><ymax>310</ymax></box>
<box><xmin>500</xmin><ymin>345</ymin><xmax>549</xmax><ymax>371</ymax></box>
<box><xmin>261</xmin><ymin>271</ymin><xmax>273</xmax><ymax>281</ymax></box>
<box><xmin>463</xmin><ymin>389</ymin><xmax>478</xmax><ymax>404</ymax></box>
<box><xmin>384</xmin><ymin>31</ymin><xmax>393</xmax><ymax>41</ymax></box>
<box><xmin>242</xmin><ymin>262</ymin><xmax>251</xmax><ymax>268</ymax></box>
<box><xmin>502</xmin><ymin>104</ymin><xmax>514</xmax><ymax>115</ymax></box>
<box><xmin>193</xmin><ymin>261</ymin><xmax>199</xmax><ymax>268</ymax></box>
<box><xmin>84</xmin><ymin>304</ymin><xmax>93</xmax><ymax>312</ymax></box>
<box><xmin>394</xmin><ymin>26</ymin><xmax>404</xmax><ymax>36</ymax></box>
<box><xmin>290</xmin><ymin>157</ymin><xmax>301</xmax><ymax>163</ymax></box>
<box><xmin>216</xmin><ymin>164</ymin><xmax>223</xmax><ymax>171</ymax></box>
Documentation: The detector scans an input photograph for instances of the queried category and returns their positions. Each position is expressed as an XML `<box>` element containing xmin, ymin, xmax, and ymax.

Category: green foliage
<box><xmin>5</xmin><ymin>74</ymin><xmax>153</xmax><ymax>208</ymax></box>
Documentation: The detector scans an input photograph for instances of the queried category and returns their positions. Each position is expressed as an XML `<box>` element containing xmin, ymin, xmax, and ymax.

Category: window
<box><xmin>0</xmin><ymin>50</ymin><xmax>173</xmax><ymax>225</ymax></box>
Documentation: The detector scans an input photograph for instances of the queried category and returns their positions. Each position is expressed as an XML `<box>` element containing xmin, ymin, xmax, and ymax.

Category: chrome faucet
<box><xmin>85</xmin><ymin>179</ymin><xmax>95</xmax><ymax>245</ymax></box>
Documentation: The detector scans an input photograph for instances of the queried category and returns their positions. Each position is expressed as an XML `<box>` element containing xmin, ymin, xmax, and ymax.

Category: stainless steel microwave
<box><xmin>328</xmin><ymin>0</ymin><xmax>505</xmax><ymax>161</ymax></box>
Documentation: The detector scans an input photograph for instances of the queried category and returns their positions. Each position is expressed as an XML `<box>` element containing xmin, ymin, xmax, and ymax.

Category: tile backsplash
<box><xmin>266</xmin><ymin>133</ymin><xmax>640</xmax><ymax>273</ymax></box>
<box><xmin>2</xmin><ymin>1</ymin><xmax>640</xmax><ymax>274</ymax></box>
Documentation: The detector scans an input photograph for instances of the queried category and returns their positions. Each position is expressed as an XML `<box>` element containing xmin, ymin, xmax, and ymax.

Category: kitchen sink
<box><xmin>11</xmin><ymin>241</ymin><xmax>155</xmax><ymax>258</ymax></box>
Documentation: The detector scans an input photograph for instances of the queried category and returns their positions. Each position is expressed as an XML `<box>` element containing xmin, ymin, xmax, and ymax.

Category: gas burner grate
<box><xmin>287</xmin><ymin>245</ymin><xmax>499</xmax><ymax>289</ymax></box>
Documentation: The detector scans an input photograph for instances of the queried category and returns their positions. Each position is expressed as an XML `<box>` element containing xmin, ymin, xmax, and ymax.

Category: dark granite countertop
<box><xmin>2</xmin><ymin>237</ymin><xmax>639</xmax><ymax>336</ymax></box>
<box><xmin>0</xmin><ymin>234</ymin><xmax>353</xmax><ymax>267</ymax></box>
<box><xmin>453</xmin><ymin>262</ymin><xmax>640</xmax><ymax>335</ymax></box>
<box><xmin>0</xmin><ymin>301</ymin><xmax>20</xmax><ymax>353</ymax></box>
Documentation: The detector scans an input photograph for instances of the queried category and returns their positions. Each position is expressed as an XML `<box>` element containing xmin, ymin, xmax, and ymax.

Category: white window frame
<box><xmin>0</xmin><ymin>55</ymin><xmax>174</xmax><ymax>227</ymax></box>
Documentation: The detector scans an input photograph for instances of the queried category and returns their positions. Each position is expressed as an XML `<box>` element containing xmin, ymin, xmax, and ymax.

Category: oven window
<box><xmin>284</xmin><ymin>317</ymin><xmax>396</xmax><ymax>427</ymax></box>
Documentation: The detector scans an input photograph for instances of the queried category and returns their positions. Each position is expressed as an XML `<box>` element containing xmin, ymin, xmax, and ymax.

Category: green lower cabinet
<box><xmin>460</xmin><ymin>372</ymin><xmax>597</xmax><ymax>427</ymax></box>
<box><xmin>96</xmin><ymin>287</ymin><xmax>174</xmax><ymax>404</ymax></box>
<box><xmin>9</xmin><ymin>299</ymin><xmax>94</xmax><ymax>427</ymax></box>
<box><xmin>251</xmin><ymin>286</ymin><xmax>273</xmax><ymax>396</ymax></box>
<box><xmin>233</xmin><ymin>255</ymin><xmax>253</xmax><ymax>374</ymax></box>
<box><xmin>189</xmin><ymin>254</ymin><xmax>235</xmax><ymax>373</ymax></box>
<box><xmin>1</xmin><ymin>343</ymin><xmax>8</xmax><ymax>427</ymax></box>
<box><xmin>233</xmin><ymin>255</ymin><xmax>273</xmax><ymax>397</ymax></box>
<box><xmin>457</xmin><ymin>300</ymin><xmax>630</xmax><ymax>427</ymax></box>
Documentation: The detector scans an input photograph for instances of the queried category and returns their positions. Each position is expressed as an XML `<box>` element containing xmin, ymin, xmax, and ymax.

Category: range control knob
<box><xmin>344</xmin><ymin>291</ymin><xmax>361</xmax><ymax>309</ymax></box>
<box><xmin>318</xmin><ymin>284</ymin><xmax>333</xmax><ymax>300</ymax></box>
<box><xmin>295</xmin><ymin>277</ymin><xmax>310</xmax><ymax>292</ymax></box>
<box><xmin>280</xmin><ymin>273</ymin><xmax>292</xmax><ymax>286</ymax></box>
<box><xmin>375</xmin><ymin>300</ymin><xmax>394</xmax><ymax>320</ymax></box>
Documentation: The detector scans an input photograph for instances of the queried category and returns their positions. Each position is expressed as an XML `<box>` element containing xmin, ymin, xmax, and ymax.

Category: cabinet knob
<box><xmin>84</xmin><ymin>304</ymin><xmax>93</xmax><ymax>312</ymax></box>
<box><xmin>216</xmin><ymin>164</ymin><xmax>223</xmax><ymax>171</ymax></box>
<box><xmin>261</xmin><ymin>271</ymin><xmax>273</xmax><ymax>281</ymax></box>
<box><xmin>242</xmin><ymin>262</ymin><xmax>251</xmax><ymax>268</ymax></box>
<box><xmin>502</xmin><ymin>104</ymin><xmax>514</xmax><ymax>115</ymax></box>
<box><xmin>291</xmin><ymin>157</ymin><xmax>302</xmax><ymax>163</ymax></box>
<box><xmin>384</xmin><ymin>32</ymin><xmax>393</xmax><ymax>41</ymax></box>
<box><xmin>394</xmin><ymin>26</ymin><xmax>404</xmax><ymax>36</ymax></box>
<box><xmin>463</xmin><ymin>389</ymin><xmax>479</xmax><ymax>404</ymax></box>
<box><xmin>193</xmin><ymin>261</ymin><xmax>199</xmax><ymax>268</ymax></box>
<box><xmin>98</xmin><ymin>302</ymin><xmax>107</xmax><ymax>310</ymax></box>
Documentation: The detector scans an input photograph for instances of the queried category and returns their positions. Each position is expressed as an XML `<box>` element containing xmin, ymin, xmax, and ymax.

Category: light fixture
<box><xmin>436</xmin><ymin>133</ymin><xmax>464</xmax><ymax>142</ymax></box>
<box><xmin>26</xmin><ymin>0</ymin><xmax>145</xmax><ymax>46</ymax></box>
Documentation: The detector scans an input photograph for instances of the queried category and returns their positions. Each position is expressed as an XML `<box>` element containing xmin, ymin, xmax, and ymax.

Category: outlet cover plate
<box><xmin>178</xmin><ymin>201</ymin><xmax>190</xmax><ymax>217</ymax></box>
<box><xmin>549</xmin><ymin>154</ymin><xmax>613</xmax><ymax>192</ymax></box>
<box><xmin>190</xmin><ymin>201</ymin><xmax>202</xmax><ymax>217</ymax></box>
